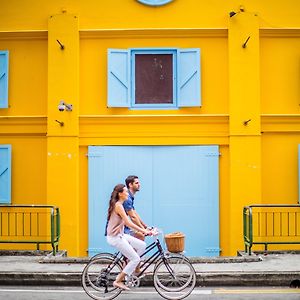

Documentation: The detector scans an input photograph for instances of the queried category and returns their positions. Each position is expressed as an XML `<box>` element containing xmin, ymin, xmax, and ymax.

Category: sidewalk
<box><xmin>0</xmin><ymin>251</ymin><xmax>299</xmax><ymax>287</ymax></box>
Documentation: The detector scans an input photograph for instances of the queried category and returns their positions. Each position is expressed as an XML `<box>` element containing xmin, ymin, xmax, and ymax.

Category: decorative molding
<box><xmin>80</xmin><ymin>28</ymin><xmax>228</xmax><ymax>39</ymax></box>
<box><xmin>0</xmin><ymin>31</ymin><xmax>48</xmax><ymax>40</ymax></box>
<box><xmin>79</xmin><ymin>114</ymin><xmax>229</xmax><ymax>145</ymax></box>
<box><xmin>1</xmin><ymin>114</ymin><xmax>298</xmax><ymax>137</ymax></box>
<box><xmin>261</xmin><ymin>114</ymin><xmax>300</xmax><ymax>133</ymax></box>
<box><xmin>260</xmin><ymin>28</ymin><xmax>300</xmax><ymax>38</ymax></box>
<box><xmin>0</xmin><ymin>116</ymin><xmax>47</xmax><ymax>136</ymax></box>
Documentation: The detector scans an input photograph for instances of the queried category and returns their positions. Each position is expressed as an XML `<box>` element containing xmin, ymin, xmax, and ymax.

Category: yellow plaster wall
<box><xmin>0</xmin><ymin>137</ymin><xmax>46</xmax><ymax>204</ymax></box>
<box><xmin>80</xmin><ymin>34</ymin><xmax>228</xmax><ymax>115</ymax></box>
<box><xmin>79</xmin><ymin>146</ymin><xmax>88</xmax><ymax>256</ymax></box>
<box><xmin>0</xmin><ymin>0</ymin><xmax>300</xmax><ymax>30</ymax></box>
<box><xmin>0</xmin><ymin>0</ymin><xmax>299</xmax><ymax>255</ymax></box>
<box><xmin>260</xmin><ymin>35</ymin><xmax>300</xmax><ymax>114</ymax></box>
<box><xmin>0</xmin><ymin>37</ymin><xmax>47</xmax><ymax>116</ymax></box>
<box><xmin>262</xmin><ymin>134</ymin><xmax>299</xmax><ymax>203</ymax></box>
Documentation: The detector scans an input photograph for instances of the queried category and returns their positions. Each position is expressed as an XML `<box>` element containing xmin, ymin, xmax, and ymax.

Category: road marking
<box><xmin>0</xmin><ymin>288</ymin><xmax>213</xmax><ymax>295</ymax></box>
<box><xmin>214</xmin><ymin>288</ymin><xmax>300</xmax><ymax>294</ymax></box>
<box><xmin>0</xmin><ymin>289</ymin><xmax>84</xmax><ymax>293</ymax></box>
<box><xmin>2</xmin><ymin>287</ymin><xmax>298</xmax><ymax>295</ymax></box>
<box><xmin>192</xmin><ymin>290</ymin><xmax>212</xmax><ymax>294</ymax></box>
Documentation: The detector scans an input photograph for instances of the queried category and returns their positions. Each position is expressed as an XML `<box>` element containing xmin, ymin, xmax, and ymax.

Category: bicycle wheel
<box><xmin>81</xmin><ymin>255</ymin><xmax>123</xmax><ymax>300</ymax></box>
<box><xmin>89</xmin><ymin>252</ymin><xmax>116</xmax><ymax>261</ymax></box>
<box><xmin>153</xmin><ymin>254</ymin><xmax>196</xmax><ymax>300</ymax></box>
<box><xmin>154</xmin><ymin>254</ymin><xmax>194</xmax><ymax>291</ymax></box>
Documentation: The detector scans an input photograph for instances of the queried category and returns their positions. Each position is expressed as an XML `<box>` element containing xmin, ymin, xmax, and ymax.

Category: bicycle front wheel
<box><xmin>153</xmin><ymin>254</ymin><xmax>196</xmax><ymax>300</ymax></box>
<box><xmin>81</xmin><ymin>255</ymin><xmax>123</xmax><ymax>300</ymax></box>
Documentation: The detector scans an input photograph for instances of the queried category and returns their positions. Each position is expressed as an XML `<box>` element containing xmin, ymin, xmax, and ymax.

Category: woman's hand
<box><xmin>144</xmin><ymin>228</ymin><xmax>154</xmax><ymax>236</ymax></box>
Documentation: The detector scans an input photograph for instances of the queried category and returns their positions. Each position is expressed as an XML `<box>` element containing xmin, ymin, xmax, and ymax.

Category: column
<box><xmin>228</xmin><ymin>10</ymin><xmax>261</xmax><ymax>255</ymax></box>
<box><xmin>47</xmin><ymin>12</ymin><xmax>80</xmax><ymax>256</ymax></box>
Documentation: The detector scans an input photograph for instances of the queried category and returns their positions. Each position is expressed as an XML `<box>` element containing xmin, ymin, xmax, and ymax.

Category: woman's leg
<box><xmin>107</xmin><ymin>234</ymin><xmax>145</xmax><ymax>275</ymax></box>
<box><xmin>123</xmin><ymin>234</ymin><xmax>146</xmax><ymax>256</ymax></box>
<box><xmin>113</xmin><ymin>271</ymin><xmax>129</xmax><ymax>290</ymax></box>
<box><xmin>123</xmin><ymin>234</ymin><xmax>146</xmax><ymax>273</ymax></box>
<box><xmin>106</xmin><ymin>235</ymin><xmax>132</xmax><ymax>290</ymax></box>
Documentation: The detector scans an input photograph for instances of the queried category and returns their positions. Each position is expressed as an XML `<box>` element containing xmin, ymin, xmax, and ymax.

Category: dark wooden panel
<box><xmin>135</xmin><ymin>54</ymin><xmax>173</xmax><ymax>104</ymax></box>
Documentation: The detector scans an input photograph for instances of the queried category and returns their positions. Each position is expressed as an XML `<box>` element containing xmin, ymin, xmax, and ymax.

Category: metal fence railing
<box><xmin>0</xmin><ymin>205</ymin><xmax>60</xmax><ymax>255</ymax></box>
<box><xmin>243</xmin><ymin>204</ymin><xmax>300</xmax><ymax>255</ymax></box>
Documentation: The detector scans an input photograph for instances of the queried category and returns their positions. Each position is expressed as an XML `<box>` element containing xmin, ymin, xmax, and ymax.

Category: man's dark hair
<box><xmin>125</xmin><ymin>175</ymin><xmax>138</xmax><ymax>188</ymax></box>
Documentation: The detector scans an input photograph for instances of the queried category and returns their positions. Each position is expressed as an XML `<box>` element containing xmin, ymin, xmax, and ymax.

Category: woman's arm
<box><xmin>115</xmin><ymin>203</ymin><xmax>148</xmax><ymax>235</ymax></box>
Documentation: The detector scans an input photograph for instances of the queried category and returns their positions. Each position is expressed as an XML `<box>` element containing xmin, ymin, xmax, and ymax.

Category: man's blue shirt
<box><xmin>123</xmin><ymin>191</ymin><xmax>135</xmax><ymax>234</ymax></box>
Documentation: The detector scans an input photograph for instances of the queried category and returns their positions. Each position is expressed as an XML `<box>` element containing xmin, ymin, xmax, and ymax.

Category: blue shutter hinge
<box><xmin>205</xmin><ymin>152</ymin><xmax>221</xmax><ymax>157</ymax></box>
<box><xmin>86</xmin><ymin>152</ymin><xmax>103</xmax><ymax>158</ymax></box>
<box><xmin>205</xmin><ymin>247</ymin><xmax>222</xmax><ymax>254</ymax></box>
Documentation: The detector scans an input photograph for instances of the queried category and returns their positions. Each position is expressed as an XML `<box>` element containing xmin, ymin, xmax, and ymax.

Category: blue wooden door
<box><xmin>88</xmin><ymin>145</ymin><xmax>219</xmax><ymax>256</ymax></box>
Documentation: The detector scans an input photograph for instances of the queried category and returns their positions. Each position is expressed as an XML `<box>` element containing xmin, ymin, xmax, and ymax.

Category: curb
<box><xmin>39</xmin><ymin>255</ymin><xmax>262</xmax><ymax>264</ymax></box>
<box><xmin>0</xmin><ymin>271</ymin><xmax>298</xmax><ymax>287</ymax></box>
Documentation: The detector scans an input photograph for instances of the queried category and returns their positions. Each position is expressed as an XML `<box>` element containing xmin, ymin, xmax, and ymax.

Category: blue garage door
<box><xmin>88</xmin><ymin>146</ymin><xmax>219</xmax><ymax>257</ymax></box>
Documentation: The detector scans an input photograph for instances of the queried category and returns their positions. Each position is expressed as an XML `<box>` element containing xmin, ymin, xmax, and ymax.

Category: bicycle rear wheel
<box><xmin>81</xmin><ymin>255</ymin><xmax>123</xmax><ymax>300</ymax></box>
<box><xmin>153</xmin><ymin>254</ymin><xmax>196</xmax><ymax>300</ymax></box>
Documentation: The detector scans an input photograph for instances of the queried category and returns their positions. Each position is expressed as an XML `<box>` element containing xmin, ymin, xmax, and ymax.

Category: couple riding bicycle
<box><xmin>106</xmin><ymin>183</ymin><xmax>154</xmax><ymax>290</ymax></box>
<box><xmin>82</xmin><ymin>182</ymin><xmax>196</xmax><ymax>300</ymax></box>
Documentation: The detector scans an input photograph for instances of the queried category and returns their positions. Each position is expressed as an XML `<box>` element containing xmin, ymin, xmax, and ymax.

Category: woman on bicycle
<box><xmin>106</xmin><ymin>184</ymin><xmax>151</xmax><ymax>291</ymax></box>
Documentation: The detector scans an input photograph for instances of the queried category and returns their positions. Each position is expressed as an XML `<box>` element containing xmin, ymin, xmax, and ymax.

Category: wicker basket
<box><xmin>164</xmin><ymin>232</ymin><xmax>185</xmax><ymax>253</ymax></box>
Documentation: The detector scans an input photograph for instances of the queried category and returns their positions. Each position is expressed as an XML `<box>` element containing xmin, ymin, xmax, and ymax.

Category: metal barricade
<box><xmin>0</xmin><ymin>205</ymin><xmax>60</xmax><ymax>255</ymax></box>
<box><xmin>243</xmin><ymin>204</ymin><xmax>300</xmax><ymax>255</ymax></box>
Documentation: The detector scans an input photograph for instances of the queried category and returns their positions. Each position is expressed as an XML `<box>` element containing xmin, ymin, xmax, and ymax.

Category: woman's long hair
<box><xmin>107</xmin><ymin>184</ymin><xmax>125</xmax><ymax>221</ymax></box>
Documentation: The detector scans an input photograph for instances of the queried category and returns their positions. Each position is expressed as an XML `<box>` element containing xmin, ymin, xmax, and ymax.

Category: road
<box><xmin>0</xmin><ymin>286</ymin><xmax>299</xmax><ymax>300</ymax></box>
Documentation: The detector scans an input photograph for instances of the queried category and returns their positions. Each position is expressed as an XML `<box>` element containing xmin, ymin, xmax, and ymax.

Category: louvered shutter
<box><xmin>0</xmin><ymin>51</ymin><xmax>9</xmax><ymax>108</ymax></box>
<box><xmin>107</xmin><ymin>49</ymin><xmax>130</xmax><ymax>107</ymax></box>
<box><xmin>177</xmin><ymin>48</ymin><xmax>201</xmax><ymax>107</ymax></box>
<box><xmin>0</xmin><ymin>145</ymin><xmax>12</xmax><ymax>204</ymax></box>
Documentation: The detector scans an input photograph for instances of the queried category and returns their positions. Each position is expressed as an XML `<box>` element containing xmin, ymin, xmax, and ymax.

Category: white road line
<box><xmin>0</xmin><ymin>288</ymin><xmax>213</xmax><ymax>295</ymax></box>
<box><xmin>192</xmin><ymin>290</ymin><xmax>212</xmax><ymax>294</ymax></box>
<box><xmin>0</xmin><ymin>289</ymin><xmax>84</xmax><ymax>293</ymax></box>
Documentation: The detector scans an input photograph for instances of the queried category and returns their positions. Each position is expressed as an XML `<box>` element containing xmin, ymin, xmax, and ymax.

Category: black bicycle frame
<box><xmin>105</xmin><ymin>238</ymin><xmax>167</xmax><ymax>279</ymax></box>
<box><xmin>138</xmin><ymin>238</ymin><xmax>165</xmax><ymax>277</ymax></box>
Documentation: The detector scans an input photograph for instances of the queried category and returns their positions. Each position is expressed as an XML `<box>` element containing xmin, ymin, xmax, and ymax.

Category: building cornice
<box><xmin>80</xmin><ymin>28</ymin><xmax>228</xmax><ymax>39</ymax></box>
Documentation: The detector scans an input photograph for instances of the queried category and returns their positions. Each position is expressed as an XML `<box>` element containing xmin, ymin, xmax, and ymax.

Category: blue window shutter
<box><xmin>0</xmin><ymin>51</ymin><xmax>9</xmax><ymax>108</ymax></box>
<box><xmin>0</xmin><ymin>145</ymin><xmax>12</xmax><ymax>204</ymax></box>
<box><xmin>107</xmin><ymin>49</ymin><xmax>130</xmax><ymax>107</ymax></box>
<box><xmin>177</xmin><ymin>48</ymin><xmax>201</xmax><ymax>107</ymax></box>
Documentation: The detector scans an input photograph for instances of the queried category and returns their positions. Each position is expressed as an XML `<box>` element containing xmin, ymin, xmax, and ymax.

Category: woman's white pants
<box><xmin>107</xmin><ymin>234</ymin><xmax>146</xmax><ymax>275</ymax></box>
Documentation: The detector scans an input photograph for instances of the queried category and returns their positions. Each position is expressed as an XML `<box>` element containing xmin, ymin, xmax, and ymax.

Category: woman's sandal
<box><xmin>113</xmin><ymin>281</ymin><xmax>130</xmax><ymax>291</ymax></box>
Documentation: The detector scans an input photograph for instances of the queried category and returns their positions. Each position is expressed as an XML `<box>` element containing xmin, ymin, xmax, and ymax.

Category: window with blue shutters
<box><xmin>0</xmin><ymin>145</ymin><xmax>12</xmax><ymax>204</ymax></box>
<box><xmin>0</xmin><ymin>51</ymin><xmax>9</xmax><ymax>109</ymax></box>
<box><xmin>107</xmin><ymin>48</ymin><xmax>201</xmax><ymax>109</ymax></box>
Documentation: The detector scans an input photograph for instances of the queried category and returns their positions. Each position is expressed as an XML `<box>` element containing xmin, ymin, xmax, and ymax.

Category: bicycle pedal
<box><xmin>125</xmin><ymin>275</ymin><xmax>140</xmax><ymax>288</ymax></box>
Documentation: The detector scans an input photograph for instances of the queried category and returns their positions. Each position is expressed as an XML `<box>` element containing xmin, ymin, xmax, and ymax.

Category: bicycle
<box><xmin>81</xmin><ymin>229</ymin><xmax>196</xmax><ymax>300</ymax></box>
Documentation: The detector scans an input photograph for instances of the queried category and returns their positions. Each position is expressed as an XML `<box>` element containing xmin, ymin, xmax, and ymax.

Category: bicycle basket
<box><xmin>164</xmin><ymin>232</ymin><xmax>185</xmax><ymax>253</ymax></box>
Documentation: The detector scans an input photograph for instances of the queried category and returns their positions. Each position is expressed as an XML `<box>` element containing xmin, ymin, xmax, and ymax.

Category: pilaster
<box><xmin>47</xmin><ymin>12</ymin><xmax>79</xmax><ymax>256</ymax></box>
<box><xmin>228</xmin><ymin>10</ymin><xmax>262</xmax><ymax>254</ymax></box>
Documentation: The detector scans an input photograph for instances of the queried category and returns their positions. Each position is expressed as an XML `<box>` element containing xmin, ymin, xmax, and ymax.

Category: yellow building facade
<box><xmin>0</xmin><ymin>0</ymin><xmax>299</xmax><ymax>256</ymax></box>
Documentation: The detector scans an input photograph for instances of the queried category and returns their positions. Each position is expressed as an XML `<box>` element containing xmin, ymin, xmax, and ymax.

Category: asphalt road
<box><xmin>0</xmin><ymin>286</ymin><xmax>299</xmax><ymax>300</ymax></box>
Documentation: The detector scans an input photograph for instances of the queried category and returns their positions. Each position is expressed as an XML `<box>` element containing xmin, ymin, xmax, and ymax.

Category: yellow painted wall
<box><xmin>0</xmin><ymin>0</ymin><xmax>299</xmax><ymax>256</ymax></box>
<box><xmin>260</xmin><ymin>35</ymin><xmax>300</xmax><ymax>114</ymax></box>
<box><xmin>0</xmin><ymin>37</ymin><xmax>47</xmax><ymax>116</ymax></box>
<box><xmin>0</xmin><ymin>137</ymin><xmax>46</xmax><ymax>204</ymax></box>
<box><xmin>80</xmin><ymin>34</ymin><xmax>228</xmax><ymax>116</ymax></box>
<box><xmin>1</xmin><ymin>0</ymin><xmax>300</xmax><ymax>30</ymax></box>
<box><xmin>262</xmin><ymin>134</ymin><xmax>299</xmax><ymax>203</ymax></box>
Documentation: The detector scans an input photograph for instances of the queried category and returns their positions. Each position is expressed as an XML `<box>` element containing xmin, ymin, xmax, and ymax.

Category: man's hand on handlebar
<box><xmin>145</xmin><ymin>227</ymin><xmax>159</xmax><ymax>236</ymax></box>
